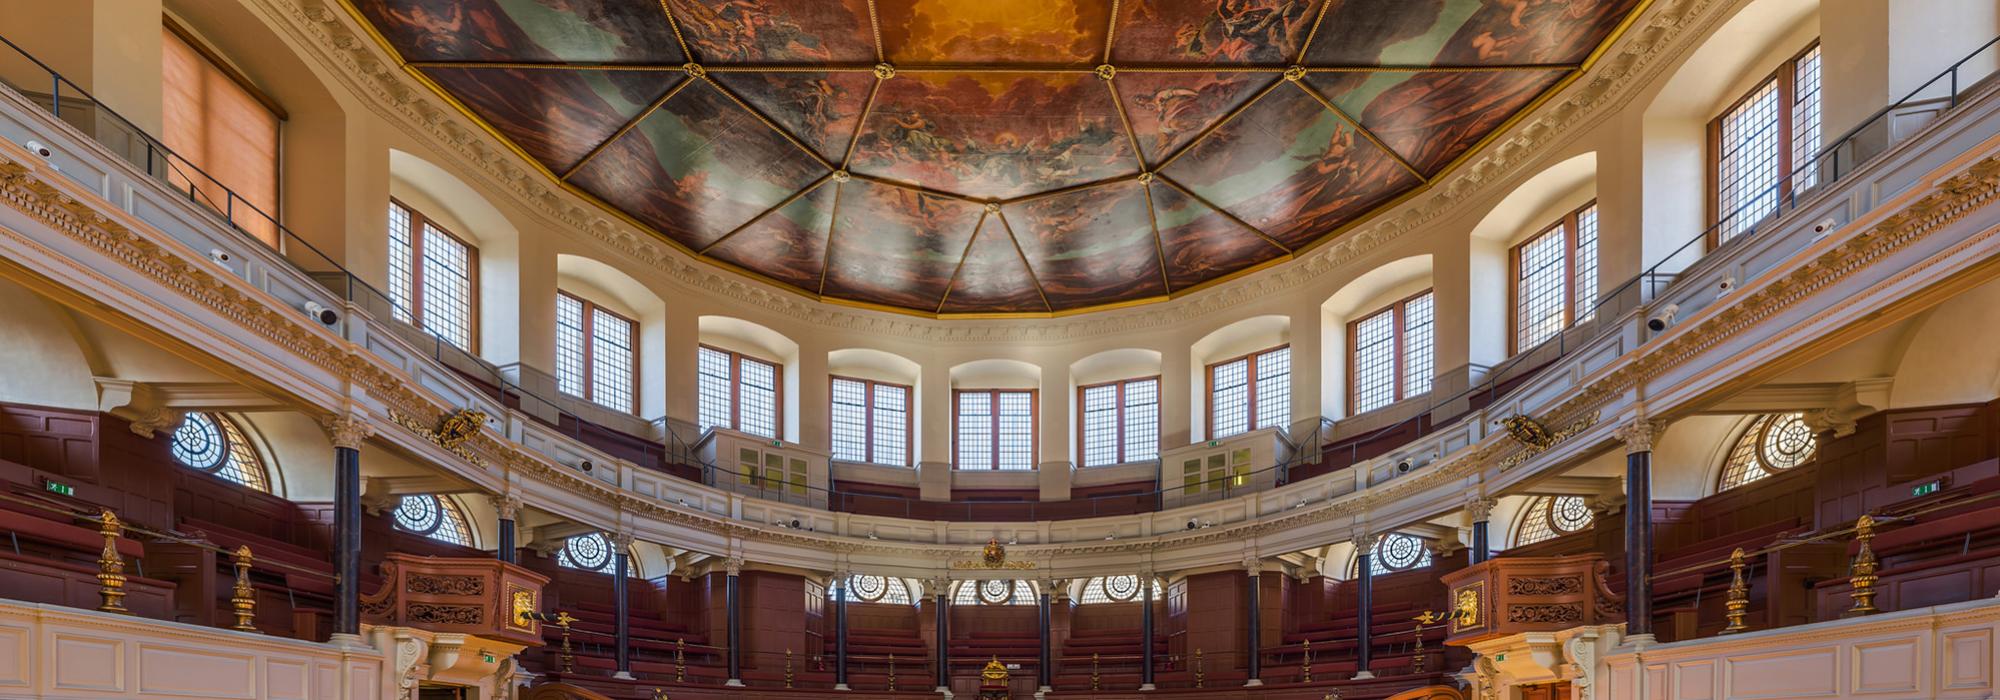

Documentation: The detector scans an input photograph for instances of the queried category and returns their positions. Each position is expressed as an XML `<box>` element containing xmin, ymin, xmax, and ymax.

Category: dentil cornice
<box><xmin>262</xmin><ymin>0</ymin><xmax>1714</xmax><ymax>342</ymax></box>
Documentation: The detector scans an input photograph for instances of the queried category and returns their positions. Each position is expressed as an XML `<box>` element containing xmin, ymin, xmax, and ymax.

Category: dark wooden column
<box><xmin>934</xmin><ymin>581</ymin><xmax>951</xmax><ymax>693</ymax></box>
<box><xmin>834</xmin><ymin>574</ymin><xmax>850</xmax><ymax>690</ymax></box>
<box><xmin>491</xmin><ymin>494</ymin><xmax>519</xmax><ymax>564</ymax></box>
<box><xmin>1037</xmin><ymin>590</ymin><xmax>1053</xmax><ymax>692</ymax></box>
<box><xmin>1140</xmin><ymin>571</ymin><xmax>1156</xmax><ymax>690</ymax></box>
<box><xmin>1245</xmin><ymin>563</ymin><xmax>1263</xmax><ymax>687</ymax></box>
<box><xmin>1355</xmin><ymin>548</ymin><xmax>1374</xmax><ymax>679</ymax></box>
<box><xmin>322</xmin><ymin>416</ymin><xmax>371</xmax><ymax>642</ymax></box>
<box><xmin>1619</xmin><ymin>419</ymin><xmax>1663</xmax><ymax>641</ymax></box>
<box><xmin>1470</xmin><ymin>497</ymin><xmax>1495</xmax><ymax>564</ymax></box>
<box><xmin>726</xmin><ymin>560</ymin><xmax>744</xmax><ymax>686</ymax></box>
<box><xmin>612</xmin><ymin>535</ymin><xmax>634</xmax><ymax>679</ymax></box>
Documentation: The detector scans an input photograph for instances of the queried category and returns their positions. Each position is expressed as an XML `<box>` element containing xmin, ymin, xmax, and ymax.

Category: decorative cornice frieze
<box><xmin>257</xmin><ymin>0</ymin><xmax>1720</xmax><ymax>341</ymax></box>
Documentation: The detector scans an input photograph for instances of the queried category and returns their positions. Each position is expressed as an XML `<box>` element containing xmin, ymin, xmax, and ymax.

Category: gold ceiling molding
<box><xmin>3</xmin><ymin>101</ymin><xmax>1996</xmax><ymax>565</ymax></box>
<box><xmin>264</xmin><ymin>0</ymin><xmax>1712</xmax><ymax>342</ymax></box>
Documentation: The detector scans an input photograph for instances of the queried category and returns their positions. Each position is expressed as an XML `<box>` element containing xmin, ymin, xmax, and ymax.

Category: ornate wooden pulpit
<box><xmin>979</xmin><ymin>656</ymin><xmax>1011</xmax><ymax>700</ymax></box>
<box><xmin>360</xmin><ymin>552</ymin><xmax>552</xmax><ymax>647</ymax></box>
<box><xmin>1439</xmin><ymin>553</ymin><xmax>1623</xmax><ymax>646</ymax></box>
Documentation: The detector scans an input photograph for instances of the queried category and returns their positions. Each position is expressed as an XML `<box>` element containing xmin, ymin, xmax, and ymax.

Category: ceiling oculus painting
<box><xmin>351</xmin><ymin>0</ymin><xmax>1640</xmax><ymax>314</ymax></box>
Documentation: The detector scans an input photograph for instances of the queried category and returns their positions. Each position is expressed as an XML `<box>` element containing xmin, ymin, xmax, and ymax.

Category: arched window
<box><xmin>1078</xmin><ymin>575</ymin><xmax>1165</xmax><ymax>604</ymax></box>
<box><xmin>1353</xmin><ymin>533</ymin><xmax>1433</xmax><ymax>577</ymax></box>
<box><xmin>556</xmin><ymin>533</ymin><xmax>623</xmax><ymax>574</ymax></box>
<box><xmin>1513</xmin><ymin>496</ymin><xmax>1596</xmax><ymax>547</ymax></box>
<box><xmin>170</xmin><ymin>413</ymin><xmax>271</xmax><ymax>493</ymax></box>
<box><xmin>1717</xmin><ymin>412</ymin><xmax>1818</xmax><ymax>492</ymax></box>
<box><xmin>847</xmin><ymin>574</ymin><xmax>914</xmax><ymax>605</ymax></box>
<box><xmin>392</xmin><ymin>495</ymin><xmax>475</xmax><ymax>547</ymax></box>
<box><xmin>952</xmin><ymin>579</ymin><xmax>1036</xmax><ymax>605</ymax></box>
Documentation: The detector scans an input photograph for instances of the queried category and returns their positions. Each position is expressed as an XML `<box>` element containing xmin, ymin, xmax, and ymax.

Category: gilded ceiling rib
<box><xmin>1139</xmin><ymin>180</ymin><xmax>1173</xmax><ymax>294</ymax></box>
<box><xmin>656</xmin><ymin>0</ymin><xmax>695</xmax><ymax>64</ymax></box>
<box><xmin>699</xmin><ymin>173</ymin><xmax>834</xmax><ymax>254</ymax></box>
<box><xmin>1103</xmin><ymin>77</ymin><xmax>1150</xmax><ymax>171</ymax></box>
<box><xmin>1294</xmin><ymin>0</ymin><xmax>1336</xmax><ymax>65</ymax></box>
<box><xmin>1117</xmin><ymin>65</ymin><xmax>1286</xmax><ymax>74</ymax></box>
<box><xmin>1289</xmin><ymin>78</ymin><xmax>1427</xmax><ymax>182</ymax></box>
<box><xmin>1003</xmin><ymin>174</ymin><xmax>1138</xmax><ymax>206</ymax></box>
<box><xmin>841</xmin><ymin>78</ymin><xmax>885</xmax><ymax>168</ymax></box>
<box><xmin>1156</xmin><ymin>175</ymin><xmax>1292</xmax><ymax>255</ymax></box>
<box><xmin>700</xmin><ymin>76</ymin><xmax>836</xmax><ymax>171</ymax></box>
<box><xmin>1102</xmin><ymin>0</ymin><xmax>1124</xmax><ymax>64</ymax></box>
<box><xmin>935</xmin><ymin>210</ymin><xmax>991</xmax><ymax>313</ymax></box>
<box><xmin>403</xmin><ymin>61</ymin><xmax>690</xmax><ymax>71</ymax></box>
<box><xmin>816</xmin><ymin>181</ymin><xmax>847</xmax><ymax>297</ymax></box>
<box><xmin>994</xmin><ymin>210</ymin><xmax>1056</xmax><ymax>313</ymax></box>
<box><xmin>559</xmin><ymin>76</ymin><xmax>694</xmax><ymax>180</ymax></box>
<box><xmin>703</xmin><ymin>65</ymin><xmax>881</xmax><ymax>73</ymax></box>
<box><xmin>865</xmin><ymin>0</ymin><xmax>886</xmax><ymax>64</ymax></box>
<box><xmin>1306</xmin><ymin>63</ymin><xmax>1582</xmax><ymax>73</ymax></box>
<box><xmin>1152</xmin><ymin>76</ymin><xmax>1284</xmax><ymax>173</ymax></box>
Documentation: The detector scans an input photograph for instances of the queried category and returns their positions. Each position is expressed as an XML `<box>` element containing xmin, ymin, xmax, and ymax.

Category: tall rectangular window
<box><xmin>829</xmin><ymin>376</ymin><xmax>912</xmax><ymax>466</ymax></box>
<box><xmin>955</xmin><ymin>390</ymin><xmax>1036</xmax><ymax>470</ymax></box>
<box><xmin>387</xmin><ymin>199</ymin><xmax>477</xmax><ymax>351</ymax></box>
<box><xmin>697</xmin><ymin>345</ymin><xmax>782</xmax><ymax>439</ymax></box>
<box><xmin>1349</xmin><ymin>290</ymin><xmax>1437</xmax><ymax>414</ymax></box>
<box><xmin>1711</xmin><ymin>41</ymin><xmax>1822</xmax><ymax>244</ymax></box>
<box><xmin>1079</xmin><ymin>377</ymin><xmax>1161</xmax><ymax>467</ymax></box>
<box><xmin>554</xmin><ymin>292</ymin><xmax>637</xmax><ymax>414</ymax></box>
<box><xmin>161</xmin><ymin>21</ymin><xmax>283</xmax><ymax>247</ymax></box>
<box><xmin>1511</xmin><ymin>201</ymin><xmax>1599</xmax><ymax>354</ymax></box>
<box><xmin>1206</xmin><ymin>345</ymin><xmax>1290</xmax><ymax>439</ymax></box>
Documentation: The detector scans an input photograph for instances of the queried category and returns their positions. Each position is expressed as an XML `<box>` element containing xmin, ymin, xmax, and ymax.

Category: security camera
<box><xmin>1187</xmin><ymin>518</ymin><xmax>1199</xmax><ymax>530</ymax></box>
<box><xmin>23</xmin><ymin>140</ymin><xmax>52</xmax><ymax>159</ymax></box>
<box><xmin>1395</xmin><ymin>457</ymin><xmax>1415</xmax><ymax>474</ymax></box>
<box><xmin>577</xmin><ymin>460</ymin><xmax>594</xmax><ymax>473</ymax></box>
<box><xmin>1646</xmin><ymin>303</ymin><xmax>1680</xmax><ymax>332</ymax></box>
<box><xmin>302</xmin><ymin>300</ymin><xmax>339</xmax><ymax>326</ymax></box>
<box><xmin>790</xmin><ymin>518</ymin><xmax>802</xmax><ymax>529</ymax></box>
<box><xmin>208</xmin><ymin>248</ymin><xmax>234</xmax><ymax>266</ymax></box>
<box><xmin>1812</xmin><ymin>217</ymin><xmax>1838</xmax><ymax>236</ymax></box>
<box><xmin>1715</xmin><ymin>276</ymin><xmax>1737</xmax><ymax>296</ymax></box>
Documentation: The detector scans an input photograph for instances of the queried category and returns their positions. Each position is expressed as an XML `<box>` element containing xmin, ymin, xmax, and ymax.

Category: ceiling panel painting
<box><xmin>665</xmin><ymin>0</ymin><xmax>878</xmax><ymax>63</ymax></box>
<box><xmin>704</xmin><ymin>181</ymin><xmax>839</xmax><ymax>292</ymax></box>
<box><xmin>566</xmin><ymin>84</ymin><xmax>827</xmax><ymax>250</ymax></box>
<box><xmin>849</xmin><ymin>73</ymin><xmax>1133</xmax><ymax>200</ymax></box>
<box><xmin>351</xmin><ymin>0</ymin><xmax>687</xmax><ymax>63</ymax></box>
<box><xmin>819</xmin><ymin>180</ymin><xmax>983</xmax><ymax>310</ymax></box>
<box><xmin>1009</xmin><ymin>182</ymin><xmax>1168</xmax><ymax>307</ymax></box>
<box><xmin>1163</xmin><ymin>85</ymin><xmax>1422</xmax><ymax>249</ymax></box>
<box><xmin>349</xmin><ymin>0</ymin><xmax>1641</xmax><ymax>314</ymax></box>
<box><xmin>418</xmin><ymin>68</ymin><xmax>678</xmax><ymax>174</ymax></box>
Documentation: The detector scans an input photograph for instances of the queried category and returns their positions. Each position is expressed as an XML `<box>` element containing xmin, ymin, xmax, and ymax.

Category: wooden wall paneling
<box><xmin>0</xmin><ymin>401</ymin><xmax>100</xmax><ymax>481</ymax></box>
<box><xmin>1885</xmin><ymin>403</ymin><xmax>1995</xmax><ymax>484</ymax></box>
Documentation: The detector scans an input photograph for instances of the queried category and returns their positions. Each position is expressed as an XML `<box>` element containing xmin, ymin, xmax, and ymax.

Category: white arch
<box><xmin>1320</xmin><ymin>256</ymin><xmax>1435</xmax><ymax>418</ymax></box>
<box><xmin>390</xmin><ymin>149</ymin><xmax>525</xmax><ymax>363</ymax></box>
<box><xmin>559</xmin><ymin>255</ymin><xmax>668</xmax><ymax>417</ymax></box>
<box><xmin>1189</xmin><ymin>315</ymin><xmax>1291</xmax><ymax>439</ymax></box>
<box><xmin>829</xmin><ymin>348</ymin><xmax>926</xmax><ymax>460</ymax></box>
<box><xmin>949</xmin><ymin>358</ymin><xmax>1042</xmax><ymax>390</ymax></box>
<box><xmin>698</xmin><ymin>316</ymin><xmax>803</xmax><ymax>441</ymax></box>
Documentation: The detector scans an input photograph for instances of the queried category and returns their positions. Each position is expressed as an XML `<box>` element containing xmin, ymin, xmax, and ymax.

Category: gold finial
<box><xmin>683</xmin><ymin>63</ymin><xmax>706</xmax><ymax>78</ymax></box>
<box><xmin>95</xmin><ymin>509</ymin><xmax>128</xmax><ymax>614</ymax></box>
<box><xmin>832</xmin><ymin>169</ymin><xmax>851</xmax><ymax>183</ymax></box>
<box><xmin>675</xmin><ymin>638</ymin><xmax>686</xmax><ymax>682</ymax></box>
<box><xmin>785</xmin><ymin>648</ymin><xmax>794</xmax><ymax>688</ymax></box>
<box><xmin>1721</xmin><ymin>547</ymin><xmax>1749</xmax><ymax>634</ymax></box>
<box><xmin>1194</xmin><ymin>648</ymin><xmax>1205</xmax><ymax>688</ymax></box>
<box><xmin>231</xmin><ymin>545</ymin><xmax>259</xmax><ymax>632</ymax></box>
<box><xmin>1846</xmin><ymin>514</ymin><xmax>1880</xmax><ymax>616</ymax></box>
<box><xmin>1091</xmin><ymin>652</ymin><xmax>1100</xmax><ymax>690</ymax></box>
<box><xmin>1094</xmin><ymin>64</ymin><xmax>1117</xmax><ymax>81</ymax></box>
<box><xmin>873</xmin><ymin>63</ymin><xmax>897</xmax><ymax>80</ymax></box>
<box><xmin>1301</xmin><ymin>637</ymin><xmax>1313</xmax><ymax>682</ymax></box>
<box><xmin>1283</xmin><ymin>65</ymin><xmax>1307</xmax><ymax>82</ymax></box>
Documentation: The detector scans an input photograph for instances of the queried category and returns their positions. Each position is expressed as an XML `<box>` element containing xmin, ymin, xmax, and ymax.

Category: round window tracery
<box><xmin>851</xmin><ymin>574</ymin><xmax>888</xmax><ymax>602</ymax></box>
<box><xmin>171</xmin><ymin>413</ymin><xmax>228</xmax><ymax>471</ymax></box>
<box><xmin>1377</xmin><ymin>533</ymin><xmax>1429</xmax><ymax>572</ymax></box>
<box><xmin>1102</xmin><ymin>575</ymin><xmax>1140</xmax><ymax>602</ymax></box>
<box><xmin>394</xmin><ymin>494</ymin><xmax>442</xmax><ymax>535</ymax></box>
<box><xmin>1759</xmin><ymin>413</ymin><xmax>1817</xmax><ymax>470</ymax></box>
<box><xmin>557</xmin><ymin>532</ymin><xmax>614</xmax><ymax>572</ymax></box>
<box><xmin>1551</xmin><ymin>496</ymin><xmax>1593</xmax><ymax>534</ymax></box>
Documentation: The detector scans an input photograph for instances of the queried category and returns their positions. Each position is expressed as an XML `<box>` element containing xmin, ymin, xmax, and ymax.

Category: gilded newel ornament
<box><xmin>1613</xmin><ymin>418</ymin><xmax>1665</xmax><ymax>455</ymax></box>
<box><xmin>320</xmin><ymin>413</ymin><xmax>374</xmax><ymax>450</ymax></box>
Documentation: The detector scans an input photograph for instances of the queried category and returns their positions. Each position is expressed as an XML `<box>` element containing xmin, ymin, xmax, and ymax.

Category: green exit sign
<box><xmin>771</xmin><ymin>439</ymin><xmax>784</xmax><ymax>447</ymax></box>
<box><xmin>44</xmin><ymin>481</ymin><xmax>74</xmax><ymax>496</ymax></box>
<box><xmin>1913</xmin><ymin>481</ymin><xmax>1942</xmax><ymax>497</ymax></box>
<box><xmin>1207</xmin><ymin>440</ymin><xmax>1221</xmax><ymax>448</ymax></box>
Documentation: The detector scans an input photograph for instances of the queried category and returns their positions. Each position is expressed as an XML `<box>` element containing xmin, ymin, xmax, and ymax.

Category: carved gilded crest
<box><xmin>1498</xmin><ymin>415</ymin><xmax>1554</xmax><ymax>449</ymax></box>
<box><xmin>983</xmin><ymin>538</ymin><xmax>1005</xmax><ymax>567</ymax></box>
<box><xmin>1453</xmin><ymin>584</ymin><xmax>1483</xmax><ymax>630</ymax></box>
<box><xmin>437</xmin><ymin>409</ymin><xmax>487</xmax><ymax>449</ymax></box>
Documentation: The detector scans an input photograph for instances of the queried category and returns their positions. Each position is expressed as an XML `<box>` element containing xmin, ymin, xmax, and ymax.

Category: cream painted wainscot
<box><xmin>1599</xmin><ymin>597</ymin><xmax>2000</xmax><ymax>700</ymax></box>
<box><xmin>2</xmin><ymin>0</ymin><xmax>2000</xmax><ymax>582</ymax></box>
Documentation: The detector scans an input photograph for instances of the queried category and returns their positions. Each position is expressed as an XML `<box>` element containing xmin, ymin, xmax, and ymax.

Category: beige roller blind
<box><xmin>160</xmin><ymin>23</ymin><xmax>280</xmax><ymax>247</ymax></box>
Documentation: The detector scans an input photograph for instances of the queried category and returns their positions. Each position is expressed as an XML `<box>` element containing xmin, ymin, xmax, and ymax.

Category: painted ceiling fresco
<box><xmin>350</xmin><ymin>0</ymin><xmax>1641</xmax><ymax>314</ymax></box>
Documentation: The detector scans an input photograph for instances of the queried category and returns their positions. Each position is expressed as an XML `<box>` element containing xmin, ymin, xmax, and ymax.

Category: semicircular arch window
<box><xmin>392</xmin><ymin>495</ymin><xmax>475</xmax><ymax>547</ymax></box>
<box><xmin>1354</xmin><ymin>533</ymin><xmax>1433</xmax><ymax>578</ymax></box>
<box><xmin>1078</xmin><ymin>575</ymin><xmax>1167</xmax><ymax>604</ymax></box>
<box><xmin>1717</xmin><ymin>413</ymin><xmax>1818</xmax><ymax>493</ymax></box>
<box><xmin>953</xmin><ymin>579</ymin><xmax>1035</xmax><ymax>605</ymax></box>
<box><xmin>1513</xmin><ymin>496</ymin><xmax>1596</xmax><ymax>548</ymax></box>
<box><xmin>170</xmin><ymin>413</ymin><xmax>271</xmax><ymax>493</ymax></box>
<box><xmin>556</xmin><ymin>533</ymin><xmax>616</xmax><ymax>573</ymax></box>
<box><xmin>848</xmin><ymin>574</ymin><xmax>913</xmax><ymax>605</ymax></box>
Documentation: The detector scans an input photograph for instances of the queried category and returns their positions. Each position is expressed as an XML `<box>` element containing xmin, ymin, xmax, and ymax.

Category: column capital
<box><xmin>1614</xmin><ymin>418</ymin><xmax>1665</xmax><ymax>454</ymax></box>
<box><xmin>925</xmin><ymin>576</ymin><xmax>952</xmax><ymax>596</ymax></box>
<box><xmin>1464</xmin><ymin>496</ymin><xmax>1497</xmax><ymax>522</ymax></box>
<box><xmin>608</xmin><ymin>531</ymin><xmax>637</xmax><ymax>550</ymax></box>
<box><xmin>1243</xmin><ymin>557</ymin><xmax>1265</xmax><ymax>575</ymax></box>
<box><xmin>319</xmin><ymin>413</ymin><xmax>374</xmax><ymax>450</ymax></box>
<box><xmin>487</xmin><ymin>493</ymin><xmax>523</xmax><ymax>521</ymax></box>
<box><xmin>723</xmin><ymin>556</ymin><xmax>744</xmax><ymax>576</ymax></box>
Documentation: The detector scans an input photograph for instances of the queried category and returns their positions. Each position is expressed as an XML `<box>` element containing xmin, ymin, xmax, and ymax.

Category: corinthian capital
<box><xmin>1464</xmin><ymin>496</ymin><xmax>1497</xmax><ymax>522</ymax></box>
<box><xmin>1613</xmin><ymin>418</ymin><xmax>1665</xmax><ymax>455</ymax></box>
<box><xmin>320</xmin><ymin>413</ymin><xmax>375</xmax><ymax>450</ymax></box>
<box><xmin>488</xmin><ymin>493</ymin><xmax>524</xmax><ymax>521</ymax></box>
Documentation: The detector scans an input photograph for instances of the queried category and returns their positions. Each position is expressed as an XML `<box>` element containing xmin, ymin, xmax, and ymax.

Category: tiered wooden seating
<box><xmin>1051</xmin><ymin>627</ymin><xmax>1163</xmax><ymax>690</ymax></box>
<box><xmin>845</xmin><ymin>608</ymin><xmax>929</xmax><ymax>692</ymax></box>
<box><xmin>0</xmin><ymin>484</ymin><xmax>174</xmax><ymax>618</ymax></box>
<box><xmin>1645</xmin><ymin>463</ymin><xmax>1837</xmax><ymax>640</ymax></box>
<box><xmin>1812</xmin><ymin>459</ymin><xmax>2000</xmax><ymax>616</ymax></box>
